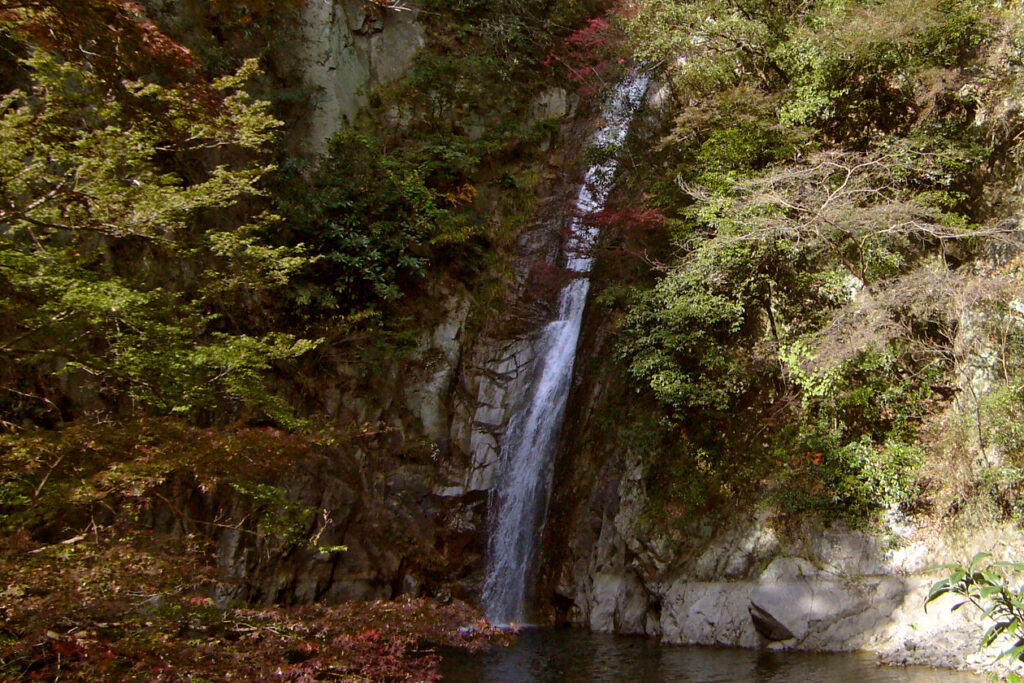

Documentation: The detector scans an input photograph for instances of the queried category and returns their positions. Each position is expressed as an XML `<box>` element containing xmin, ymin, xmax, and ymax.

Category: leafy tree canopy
<box><xmin>0</xmin><ymin>5</ymin><xmax>315</xmax><ymax>428</ymax></box>
<box><xmin>607</xmin><ymin>0</ymin><xmax>1019</xmax><ymax>523</ymax></box>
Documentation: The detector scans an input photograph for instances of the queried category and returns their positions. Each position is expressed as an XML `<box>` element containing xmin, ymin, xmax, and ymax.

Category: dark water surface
<box><xmin>440</xmin><ymin>629</ymin><xmax>982</xmax><ymax>682</ymax></box>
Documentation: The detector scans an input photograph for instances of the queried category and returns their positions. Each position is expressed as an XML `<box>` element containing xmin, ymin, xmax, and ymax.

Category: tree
<box><xmin>620</xmin><ymin>0</ymin><xmax>796</xmax><ymax>94</ymax></box>
<box><xmin>0</xmin><ymin>26</ymin><xmax>314</xmax><ymax>426</ymax></box>
<box><xmin>680</xmin><ymin>147</ymin><xmax>998</xmax><ymax>291</ymax></box>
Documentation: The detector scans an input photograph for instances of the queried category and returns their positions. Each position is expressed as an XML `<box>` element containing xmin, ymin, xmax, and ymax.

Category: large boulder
<box><xmin>748</xmin><ymin>581</ymin><xmax>858</xmax><ymax>642</ymax></box>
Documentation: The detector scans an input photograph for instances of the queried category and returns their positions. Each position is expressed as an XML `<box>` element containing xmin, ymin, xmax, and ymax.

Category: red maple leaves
<box><xmin>541</xmin><ymin>11</ymin><xmax>629</xmax><ymax>93</ymax></box>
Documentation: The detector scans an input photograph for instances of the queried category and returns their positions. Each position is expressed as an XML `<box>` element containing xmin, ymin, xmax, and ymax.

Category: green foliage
<box><xmin>789</xmin><ymin>341</ymin><xmax>942</xmax><ymax>442</ymax></box>
<box><xmin>0</xmin><ymin>52</ymin><xmax>314</xmax><ymax>425</ymax></box>
<box><xmin>625</xmin><ymin>0</ymin><xmax>990</xmax><ymax>138</ymax></box>
<box><xmin>982</xmin><ymin>385</ymin><xmax>1024</xmax><ymax>463</ymax></box>
<box><xmin>774</xmin><ymin>0</ymin><xmax>989</xmax><ymax>137</ymax></box>
<box><xmin>229</xmin><ymin>480</ymin><xmax>317</xmax><ymax>547</ymax></box>
<box><xmin>421</xmin><ymin>0</ymin><xmax>603</xmax><ymax>76</ymax></box>
<box><xmin>398</xmin><ymin>0</ymin><xmax>613</xmax><ymax>147</ymax></box>
<box><xmin>622</xmin><ymin>0</ymin><xmax>794</xmax><ymax>93</ymax></box>
<box><xmin>939</xmin><ymin>264</ymin><xmax>1024</xmax><ymax>510</ymax></box>
<box><xmin>617</xmin><ymin>239</ymin><xmax>768</xmax><ymax>414</ymax></box>
<box><xmin>611</xmin><ymin>0</ymin><xmax>1012</xmax><ymax>525</ymax></box>
<box><xmin>0</xmin><ymin>419</ymin><xmax>316</xmax><ymax>533</ymax></box>
<box><xmin>620</xmin><ymin>255</ymin><xmax>933</xmax><ymax>521</ymax></box>
<box><xmin>150</xmin><ymin>0</ymin><xmax>306</xmax><ymax>77</ymax></box>
<box><xmin>927</xmin><ymin>552</ymin><xmax>1024</xmax><ymax>679</ymax></box>
<box><xmin>278</xmin><ymin>0</ymin><xmax>613</xmax><ymax>331</ymax></box>
<box><xmin>274</xmin><ymin>130</ymin><xmax>473</xmax><ymax>314</ymax></box>
<box><xmin>775</xmin><ymin>434</ymin><xmax>923</xmax><ymax>523</ymax></box>
<box><xmin>693</xmin><ymin>120</ymin><xmax>799</xmax><ymax>179</ymax></box>
<box><xmin>773</xmin><ymin>339</ymin><xmax>935</xmax><ymax>523</ymax></box>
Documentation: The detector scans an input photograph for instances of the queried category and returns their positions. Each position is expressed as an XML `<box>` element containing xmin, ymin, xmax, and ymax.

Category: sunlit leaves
<box><xmin>927</xmin><ymin>552</ymin><xmax>1024</xmax><ymax>671</ymax></box>
<box><xmin>0</xmin><ymin>50</ymin><xmax>313</xmax><ymax>424</ymax></box>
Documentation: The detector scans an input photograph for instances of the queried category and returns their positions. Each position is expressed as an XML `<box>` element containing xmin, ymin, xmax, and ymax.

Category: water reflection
<box><xmin>440</xmin><ymin>629</ymin><xmax>981</xmax><ymax>683</ymax></box>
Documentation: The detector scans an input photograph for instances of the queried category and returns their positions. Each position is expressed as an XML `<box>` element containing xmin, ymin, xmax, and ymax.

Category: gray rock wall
<box><xmin>549</xmin><ymin>425</ymin><xmax>1023</xmax><ymax>672</ymax></box>
<box><xmin>276</xmin><ymin>0</ymin><xmax>424</xmax><ymax>156</ymax></box>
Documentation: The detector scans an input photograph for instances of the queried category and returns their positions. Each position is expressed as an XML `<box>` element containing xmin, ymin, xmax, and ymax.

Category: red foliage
<box><xmin>541</xmin><ymin>11</ymin><xmax>625</xmax><ymax>91</ymax></box>
<box><xmin>3</xmin><ymin>503</ymin><xmax>505</xmax><ymax>683</ymax></box>
<box><xmin>567</xmin><ymin>17</ymin><xmax>612</xmax><ymax>48</ymax></box>
<box><xmin>528</xmin><ymin>259</ymin><xmax>574</xmax><ymax>297</ymax></box>
<box><xmin>776</xmin><ymin>451</ymin><xmax>825</xmax><ymax>468</ymax></box>
<box><xmin>586</xmin><ymin>206</ymin><xmax>667</xmax><ymax>237</ymax></box>
<box><xmin>1</xmin><ymin>0</ymin><xmax>198</xmax><ymax>81</ymax></box>
<box><xmin>26</xmin><ymin>634</ymin><xmax>118</xmax><ymax>680</ymax></box>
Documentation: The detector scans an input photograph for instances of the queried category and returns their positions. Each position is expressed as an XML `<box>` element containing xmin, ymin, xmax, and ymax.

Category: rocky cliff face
<box><xmin>141</xmin><ymin>0</ymin><xmax>423</xmax><ymax>157</ymax></box>
<box><xmin>275</xmin><ymin>0</ymin><xmax>424</xmax><ymax>155</ymax></box>
<box><xmin>120</xmin><ymin>0</ymin><xmax>588</xmax><ymax>608</ymax></box>
<box><xmin>547</xmin><ymin>447</ymin><xmax>1015</xmax><ymax>669</ymax></box>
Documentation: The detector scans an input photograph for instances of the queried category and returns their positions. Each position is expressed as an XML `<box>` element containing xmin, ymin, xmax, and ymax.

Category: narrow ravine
<box><xmin>482</xmin><ymin>72</ymin><xmax>650</xmax><ymax>626</ymax></box>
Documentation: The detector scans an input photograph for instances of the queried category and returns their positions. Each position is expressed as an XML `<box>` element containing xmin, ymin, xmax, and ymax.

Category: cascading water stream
<box><xmin>482</xmin><ymin>72</ymin><xmax>650</xmax><ymax>626</ymax></box>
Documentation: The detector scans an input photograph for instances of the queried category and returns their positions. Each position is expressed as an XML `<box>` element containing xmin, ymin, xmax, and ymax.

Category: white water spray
<box><xmin>482</xmin><ymin>72</ymin><xmax>649</xmax><ymax>625</ymax></box>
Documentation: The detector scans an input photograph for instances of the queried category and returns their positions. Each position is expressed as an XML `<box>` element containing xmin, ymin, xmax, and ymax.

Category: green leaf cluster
<box><xmin>927</xmin><ymin>552</ymin><xmax>1024</xmax><ymax>679</ymax></box>
<box><xmin>273</xmin><ymin>130</ymin><xmax>464</xmax><ymax>315</ymax></box>
<box><xmin>0</xmin><ymin>52</ymin><xmax>314</xmax><ymax>425</ymax></box>
<box><xmin>610</xmin><ymin>0</ymin><xmax>1014</xmax><ymax>524</ymax></box>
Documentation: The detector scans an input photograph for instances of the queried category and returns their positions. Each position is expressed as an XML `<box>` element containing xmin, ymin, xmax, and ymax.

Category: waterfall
<box><xmin>482</xmin><ymin>72</ymin><xmax>650</xmax><ymax>626</ymax></box>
